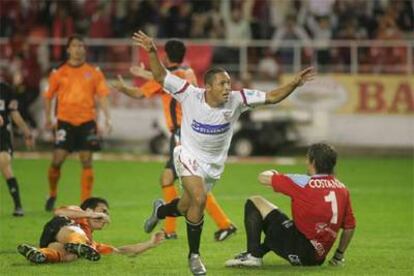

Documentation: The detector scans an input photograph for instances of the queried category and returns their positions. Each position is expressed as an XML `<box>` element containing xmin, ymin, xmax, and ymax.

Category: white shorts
<box><xmin>173</xmin><ymin>145</ymin><xmax>222</xmax><ymax>192</ymax></box>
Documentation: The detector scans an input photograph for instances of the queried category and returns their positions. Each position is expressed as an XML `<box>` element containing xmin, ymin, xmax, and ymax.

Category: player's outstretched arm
<box><xmin>132</xmin><ymin>31</ymin><xmax>167</xmax><ymax>84</ymax></box>
<box><xmin>329</xmin><ymin>228</ymin><xmax>355</xmax><ymax>266</ymax></box>
<box><xmin>111</xmin><ymin>75</ymin><xmax>145</xmax><ymax>99</ymax></box>
<box><xmin>265</xmin><ymin>67</ymin><xmax>315</xmax><ymax>104</ymax></box>
<box><xmin>10</xmin><ymin>110</ymin><xmax>34</xmax><ymax>149</ymax></box>
<box><xmin>54</xmin><ymin>206</ymin><xmax>111</xmax><ymax>223</ymax></box>
<box><xmin>114</xmin><ymin>231</ymin><xmax>164</xmax><ymax>255</ymax></box>
<box><xmin>130</xmin><ymin>63</ymin><xmax>154</xmax><ymax>80</ymax></box>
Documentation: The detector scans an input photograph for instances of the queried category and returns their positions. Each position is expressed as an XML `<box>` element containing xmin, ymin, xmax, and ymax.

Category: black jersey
<box><xmin>0</xmin><ymin>81</ymin><xmax>18</xmax><ymax>131</ymax></box>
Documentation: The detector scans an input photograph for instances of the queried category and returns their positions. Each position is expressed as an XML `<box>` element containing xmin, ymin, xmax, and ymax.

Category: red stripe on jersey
<box><xmin>178</xmin><ymin>154</ymin><xmax>195</xmax><ymax>175</ymax></box>
<box><xmin>174</xmin><ymin>82</ymin><xmax>189</xmax><ymax>94</ymax></box>
<box><xmin>239</xmin><ymin>89</ymin><xmax>250</xmax><ymax>106</ymax></box>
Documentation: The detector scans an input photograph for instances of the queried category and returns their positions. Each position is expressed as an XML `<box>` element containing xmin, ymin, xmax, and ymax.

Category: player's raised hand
<box><xmin>111</xmin><ymin>75</ymin><xmax>129</xmax><ymax>93</ymax></box>
<box><xmin>132</xmin><ymin>31</ymin><xmax>157</xmax><ymax>53</ymax></box>
<box><xmin>130</xmin><ymin>62</ymin><xmax>153</xmax><ymax>80</ymax></box>
<box><xmin>293</xmin><ymin>67</ymin><xmax>316</xmax><ymax>87</ymax></box>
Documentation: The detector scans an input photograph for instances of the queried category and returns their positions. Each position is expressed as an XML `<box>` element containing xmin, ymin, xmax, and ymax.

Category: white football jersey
<box><xmin>163</xmin><ymin>72</ymin><xmax>266</xmax><ymax>177</ymax></box>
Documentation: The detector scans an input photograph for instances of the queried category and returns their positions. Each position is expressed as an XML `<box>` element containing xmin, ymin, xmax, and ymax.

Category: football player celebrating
<box><xmin>133</xmin><ymin>30</ymin><xmax>315</xmax><ymax>275</ymax></box>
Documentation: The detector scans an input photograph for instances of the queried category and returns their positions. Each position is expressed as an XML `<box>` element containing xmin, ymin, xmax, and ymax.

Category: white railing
<box><xmin>0</xmin><ymin>37</ymin><xmax>412</xmax><ymax>75</ymax></box>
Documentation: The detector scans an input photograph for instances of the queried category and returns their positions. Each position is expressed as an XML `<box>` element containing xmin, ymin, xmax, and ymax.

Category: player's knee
<box><xmin>248</xmin><ymin>195</ymin><xmax>265</xmax><ymax>206</ymax></box>
<box><xmin>192</xmin><ymin>193</ymin><xmax>207</xmax><ymax>208</ymax></box>
<box><xmin>0</xmin><ymin>152</ymin><xmax>11</xmax><ymax>168</ymax></box>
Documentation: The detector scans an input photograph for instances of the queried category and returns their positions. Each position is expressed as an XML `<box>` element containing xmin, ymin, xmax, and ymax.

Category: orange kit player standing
<box><xmin>112</xmin><ymin>39</ymin><xmax>237</xmax><ymax>241</ymax></box>
<box><xmin>44</xmin><ymin>35</ymin><xmax>112</xmax><ymax>211</ymax></box>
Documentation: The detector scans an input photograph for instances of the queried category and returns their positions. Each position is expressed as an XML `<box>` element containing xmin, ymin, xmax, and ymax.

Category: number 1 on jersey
<box><xmin>324</xmin><ymin>191</ymin><xmax>338</xmax><ymax>224</ymax></box>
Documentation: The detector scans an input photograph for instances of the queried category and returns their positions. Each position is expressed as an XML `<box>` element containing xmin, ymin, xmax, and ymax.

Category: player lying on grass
<box><xmin>18</xmin><ymin>197</ymin><xmax>164</xmax><ymax>264</ymax></box>
<box><xmin>225</xmin><ymin>143</ymin><xmax>356</xmax><ymax>268</ymax></box>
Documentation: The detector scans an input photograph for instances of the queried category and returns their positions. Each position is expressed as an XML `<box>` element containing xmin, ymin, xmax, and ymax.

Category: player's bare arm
<box><xmin>329</xmin><ymin>228</ymin><xmax>355</xmax><ymax>266</ymax></box>
<box><xmin>114</xmin><ymin>231</ymin><xmax>164</xmax><ymax>255</ymax></box>
<box><xmin>10</xmin><ymin>109</ymin><xmax>34</xmax><ymax>149</ymax></box>
<box><xmin>130</xmin><ymin>62</ymin><xmax>154</xmax><ymax>80</ymax></box>
<box><xmin>265</xmin><ymin>67</ymin><xmax>315</xmax><ymax>104</ymax></box>
<box><xmin>44</xmin><ymin>97</ymin><xmax>54</xmax><ymax>130</ymax></box>
<box><xmin>111</xmin><ymin>75</ymin><xmax>145</xmax><ymax>99</ymax></box>
<box><xmin>132</xmin><ymin>31</ymin><xmax>167</xmax><ymax>84</ymax></box>
<box><xmin>98</xmin><ymin>96</ymin><xmax>112</xmax><ymax>133</ymax></box>
<box><xmin>54</xmin><ymin>206</ymin><xmax>110</xmax><ymax>223</ymax></box>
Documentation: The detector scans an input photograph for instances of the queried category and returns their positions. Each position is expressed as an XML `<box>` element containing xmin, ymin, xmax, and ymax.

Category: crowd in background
<box><xmin>0</xmin><ymin>0</ymin><xmax>413</xmax><ymax>135</ymax></box>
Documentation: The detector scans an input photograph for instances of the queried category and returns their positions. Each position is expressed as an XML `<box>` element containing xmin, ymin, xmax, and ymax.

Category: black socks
<box><xmin>6</xmin><ymin>177</ymin><xmax>22</xmax><ymax>209</ymax></box>
<box><xmin>186</xmin><ymin>217</ymin><xmax>204</xmax><ymax>257</ymax></box>
<box><xmin>157</xmin><ymin>198</ymin><xmax>182</xmax><ymax>218</ymax></box>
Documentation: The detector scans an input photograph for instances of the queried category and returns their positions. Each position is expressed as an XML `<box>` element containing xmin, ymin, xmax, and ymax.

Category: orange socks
<box><xmin>162</xmin><ymin>185</ymin><xmax>178</xmax><ymax>234</ymax></box>
<box><xmin>81</xmin><ymin>168</ymin><xmax>94</xmax><ymax>202</ymax></box>
<box><xmin>206</xmin><ymin>193</ymin><xmax>231</xmax><ymax>229</ymax></box>
<box><xmin>48</xmin><ymin>167</ymin><xmax>60</xmax><ymax>197</ymax></box>
<box><xmin>39</xmin><ymin>248</ymin><xmax>61</xmax><ymax>263</ymax></box>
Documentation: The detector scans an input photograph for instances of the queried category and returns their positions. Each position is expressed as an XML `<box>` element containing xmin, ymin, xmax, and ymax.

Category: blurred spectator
<box><xmin>307</xmin><ymin>16</ymin><xmax>332</xmax><ymax>72</ymax></box>
<box><xmin>270</xmin><ymin>14</ymin><xmax>312</xmax><ymax>65</ymax></box>
<box><xmin>269</xmin><ymin>0</ymin><xmax>293</xmax><ymax>31</ymax></box>
<box><xmin>9</xmin><ymin>43</ymin><xmax>41</xmax><ymax>128</ymax></box>
<box><xmin>221</xmin><ymin>0</ymin><xmax>253</xmax><ymax>41</ymax></box>
<box><xmin>89</xmin><ymin>2</ymin><xmax>112</xmax><ymax>62</ymax></box>
<box><xmin>212</xmin><ymin>0</ymin><xmax>253</xmax><ymax>71</ymax></box>
<box><xmin>257</xmin><ymin>48</ymin><xmax>281</xmax><ymax>82</ymax></box>
<box><xmin>159</xmin><ymin>2</ymin><xmax>192</xmax><ymax>38</ymax></box>
<box><xmin>369</xmin><ymin>15</ymin><xmax>407</xmax><ymax>73</ymax></box>
<box><xmin>332</xmin><ymin>18</ymin><xmax>366</xmax><ymax>72</ymax></box>
<box><xmin>51</xmin><ymin>3</ymin><xmax>74</xmax><ymax>61</ymax></box>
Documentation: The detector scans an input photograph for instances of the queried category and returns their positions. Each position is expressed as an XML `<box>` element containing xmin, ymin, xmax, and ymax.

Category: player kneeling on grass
<box><xmin>225</xmin><ymin>143</ymin><xmax>356</xmax><ymax>268</ymax></box>
<box><xmin>18</xmin><ymin>197</ymin><xmax>164</xmax><ymax>264</ymax></box>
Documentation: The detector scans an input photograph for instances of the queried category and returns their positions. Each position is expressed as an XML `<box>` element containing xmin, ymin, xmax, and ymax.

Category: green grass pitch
<box><xmin>0</xmin><ymin>157</ymin><xmax>413</xmax><ymax>275</ymax></box>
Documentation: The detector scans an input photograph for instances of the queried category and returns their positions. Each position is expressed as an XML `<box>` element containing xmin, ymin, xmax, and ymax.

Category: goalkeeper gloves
<box><xmin>329</xmin><ymin>249</ymin><xmax>345</xmax><ymax>266</ymax></box>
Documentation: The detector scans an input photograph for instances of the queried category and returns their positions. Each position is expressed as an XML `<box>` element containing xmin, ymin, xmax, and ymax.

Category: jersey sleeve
<box><xmin>271</xmin><ymin>174</ymin><xmax>307</xmax><ymax>197</ymax></box>
<box><xmin>139</xmin><ymin>80</ymin><xmax>163</xmax><ymax>98</ymax></box>
<box><xmin>162</xmin><ymin>72</ymin><xmax>193</xmax><ymax>102</ymax></box>
<box><xmin>342</xmin><ymin>192</ymin><xmax>356</xmax><ymax>229</ymax></box>
<box><xmin>237</xmin><ymin>89</ymin><xmax>266</xmax><ymax>112</ymax></box>
<box><xmin>95</xmin><ymin>68</ymin><xmax>110</xmax><ymax>97</ymax></box>
<box><xmin>43</xmin><ymin>70</ymin><xmax>59</xmax><ymax>99</ymax></box>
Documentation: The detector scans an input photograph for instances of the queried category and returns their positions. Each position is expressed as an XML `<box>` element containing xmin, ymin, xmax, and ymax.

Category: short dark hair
<box><xmin>307</xmin><ymin>143</ymin><xmax>337</xmax><ymax>174</ymax></box>
<box><xmin>165</xmin><ymin>39</ymin><xmax>186</xmax><ymax>63</ymax></box>
<box><xmin>80</xmin><ymin>197</ymin><xmax>109</xmax><ymax>210</ymax></box>
<box><xmin>203</xmin><ymin>67</ymin><xmax>227</xmax><ymax>85</ymax></box>
<box><xmin>66</xmin><ymin>34</ymin><xmax>84</xmax><ymax>49</ymax></box>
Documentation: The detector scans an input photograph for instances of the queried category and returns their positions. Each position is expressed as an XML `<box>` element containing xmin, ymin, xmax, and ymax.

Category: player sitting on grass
<box><xmin>225</xmin><ymin>143</ymin><xmax>356</xmax><ymax>268</ymax></box>
<box><xmin>18</xmin><ymin>197</ymin><xmax>164</xmax><ymax>264</ymax></box>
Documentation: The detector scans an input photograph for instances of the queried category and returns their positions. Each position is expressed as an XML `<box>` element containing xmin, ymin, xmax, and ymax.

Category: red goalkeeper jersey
<box><xmin>271</xmin><ymin>174</ymin><xmax>356</xmax><ymax>260</ymax></box>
